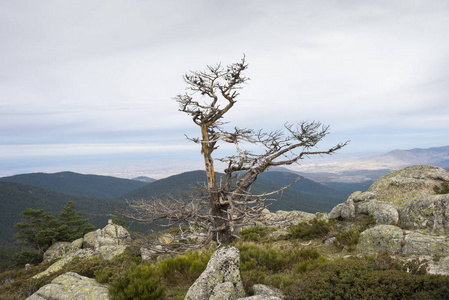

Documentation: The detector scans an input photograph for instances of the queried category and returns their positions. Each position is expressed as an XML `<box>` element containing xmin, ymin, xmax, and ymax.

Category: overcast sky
<box><xmin>1</xmin><ymin>0</ymin><xmax>448</xmax><ymax>178</ymax></box>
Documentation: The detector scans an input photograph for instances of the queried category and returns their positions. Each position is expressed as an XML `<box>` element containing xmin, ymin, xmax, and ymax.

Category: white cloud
<box><xmin>1</xmin><ymin>0</ymin><xmax>449</xmax><ymax>176</ymax></box>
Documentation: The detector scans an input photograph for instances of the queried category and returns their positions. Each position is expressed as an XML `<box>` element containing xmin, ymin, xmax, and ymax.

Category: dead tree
<box><xmin>119</xmin><ymin>56</ymin><xmax>347</xmax><ymax>252</ymax></box>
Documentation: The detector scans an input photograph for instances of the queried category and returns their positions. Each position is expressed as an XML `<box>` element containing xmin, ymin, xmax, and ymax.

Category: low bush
<box><xmin>334</xmin><ymin>214</ymin><xmax>377</xmax><ymax>251</ymax></box>
<box><xmin>434</xmin><ymin>182</ymin><xmax>449</xmax><ymax>194</ymax></box>
<box><xmin>288</xmin><ymin>218</ymin><xmax>335</xmax><ymax>240</ymax></box>
<box><xmin>12</xmin><ymin>250</ymin><xmax>43</xmax><ymax>268</ymax></box>
<box><xmin>237</xmin><ymin>243</ymin><xmax>324</xmax><ymax>292</ymax></box>
<box><xmin>334</xmin><ymin>228</ymin><xmax>360</xmax><ymax>251</ymax></box>
<box><xmin>286</xmin><ymin>257</ymin><xmax>449</xmax><ymax>300</ymax></box>
<box><xmin>157</xmin><ymin>249</ymin><xmax>212</xmax><ymax>285</ymax></box>
<box><xmin>239</xmin><ymin>226</ymin><xmax>270</xmax><ymax>242</ymax></box>
<box><xmin>0</xmin><ymin>260</ymin><xmax>55</xmax><ymax>300</ymax></box>
<box><xmin>109</xmin><ymin>263</ymin><xmax>165</xmax><ymax>300</ymax></box>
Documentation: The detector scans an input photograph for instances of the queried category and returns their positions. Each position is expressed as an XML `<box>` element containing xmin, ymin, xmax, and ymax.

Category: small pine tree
<box><xmin>14</xmin><ymin>202</ymin><xmax>95</xmax><ymax>256</ymax></box>
<box><xmin>57</xmin><ymin>201</ymin><xmax>95</xmax><ymax>241</ymax></box>
<box><xmin>14</xmin><ymin>208</ymin><xmax>60</xmax><ymax>254</ymax></box>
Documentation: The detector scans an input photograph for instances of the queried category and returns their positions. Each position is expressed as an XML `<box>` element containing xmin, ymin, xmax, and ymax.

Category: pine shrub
<box><xmin>239</xmin><ymin>226</ymin><xmax>270</xmax><ymax>241</ymax></box>
<box><xmin>288</xmin><ymin>218</ymin><xmax>334</xmax><ymax>240</ymax></box>
<box><xmin>109</xmin><ymin>263</ymin><xmax>165</xmax><ymax>300</ymax></box>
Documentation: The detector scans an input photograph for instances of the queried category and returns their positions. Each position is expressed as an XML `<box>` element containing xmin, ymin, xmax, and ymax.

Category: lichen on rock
<box><xmin>184</xmin><ymin>246</ymin><xmax>245</xmax><ymax>300</ymax></box>
<box><xmin>27</xmin><ymin>272</ymin><xmax>109</xmax><ymax>300</ymax></box>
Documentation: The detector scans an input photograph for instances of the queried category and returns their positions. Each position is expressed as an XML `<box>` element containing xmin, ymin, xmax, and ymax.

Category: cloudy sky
<box><xmin>1</xmin><ymin>0</ymin><xmax>448</xmax><ymax>178</ymax></box>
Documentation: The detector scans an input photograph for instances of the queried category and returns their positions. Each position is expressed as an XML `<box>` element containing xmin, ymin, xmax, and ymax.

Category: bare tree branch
<box><xmin>116</xmin><ymin>56</ymin><xmax>347</xmax><ymax>254</ymax></box>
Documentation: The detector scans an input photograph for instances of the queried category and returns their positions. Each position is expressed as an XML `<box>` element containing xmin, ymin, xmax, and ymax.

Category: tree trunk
<box><xmin>200</xmin><ymin>124</ymin><xmax>234</xmax><ymax>243</ymax></box>
<box><xmin>211</xmin><ymin>202</ymin><xmax>233</xmax><ymax>244</ymax></box>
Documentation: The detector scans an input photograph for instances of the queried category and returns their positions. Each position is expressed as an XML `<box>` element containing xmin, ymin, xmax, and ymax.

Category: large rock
<box><xmin>367</xmin><ymin>165</ymin><xmax>449</xmax><ymax>209</ymax></box>
<box><xmin>27</xmin><ymin>272</ymin><xmax>109</xmax><ymax>300</ymax></box>
<box><xmin>83</xmin><ymin>223</ymin><xmax>131</xmax><ymax>250</ymax></box>
<box><xmin>399</xmin><ymin>194</ymin><xmax>449</xmax><ymax>234</ymax></box>
<box><xmin>402</xmin><ymin>231</ymin><xmax>449</xmax><ymax>255</ymax></box>
<box><xmin>185</xmin><ymin>246</ymin><xmax>245</xmax><ymax>300</ymax></box>
<box><xmin>329</xmin><ymin>165</ymin><xmax>449</xmax><ymax>231</ymax></box>
<box><xmin>96</xmin><ymin>223</ymin><xmax>131</xmax><ymax>246</ymax></box>
<box><xmin>252</xmin><ymin>284</ymin><xmax>283</xmax><ymax>298</ymax></box>
<box><xmin>34</xmin><ymin>223</ymin><xmax>131</xmax><ymax>279</ymax></box>
<box><xmin>260</xmin><ymin>209</ymin><xmax>315</xmax><ymax>228</ymax></box>
<box><xmin>34</xmin><ymin>249</ymin><xmax>96</xmax><ymax>279</ymax></box>
<box><xmin>357</xmin><ymin>225</ymin><xmax>404</xmax><ymax>254</ymax></box>
<box><xmin>428</xmin><ymin>256</ymin><xmax>449</xmax><ymax>275</ymax></box>
<box><xmin>82</xmin><ymin>231</ymin><xmax>98</xmax><ymax>249</ymax></box>
<box><xmin>358</xmin><ymin>225</ymin><xmax>449</xmax><ymax>258</ymax></box>
<box><xmin>43</xmin><ymin>242</ymin><xmax>79</xmax><ymax>262</ymax></box>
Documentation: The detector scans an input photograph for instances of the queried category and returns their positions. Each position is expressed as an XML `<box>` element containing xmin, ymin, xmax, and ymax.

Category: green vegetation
<box><xmin>11</xmin><ymin>202</ymin><xmax>94</xmax><ymax>268</ymax></box>
<box><xmin>14</xmin><ymin>202</ymin><xmax>94</xmax><ymax>254</ymax></box>
<box><xmin>57</xmin><ymin>201</ymin><xmax>96</xmax><ymax>242</ymax></box>
<box><xmin>0</xmin><ymin>181</ymin><xmax>112</xmax><ymax>246</ymax></box>
<box><xmin>434</xmin><ymin>182</ymin><xmax>449</xmax><ymax>194</ymax></box>
<box><xmin>240</xmin><ymin>226</ymin><xmax>271</xmax><ymax>242</ymax></box>
<box><xmin>288</xmin><ymin>218</ymin><xmax>335</xmax><ymax>240</ymax></box>
<box><xmin>109</xmin><ymin>263</ymin><xmax>165</xmax><ymax>300</ymax></box>
<box><xmin>2</xmin><ymin>225</ymin><xmax>449</xmax><ymax>300</ymax></box>
<box><xmin>288</xmin><ymin>215</ymin><xmax>377</xmax><ymax>252</ymax></box>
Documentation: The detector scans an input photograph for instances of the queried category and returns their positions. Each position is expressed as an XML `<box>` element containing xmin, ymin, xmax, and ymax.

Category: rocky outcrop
<box><xmin>185</xmin><ymin>246</ymin><xmax>245</xmax><ymax>300</ymax></box>
<box><xmin>399</xmin><ymin>194</ymin><xmax>449</xmax><ymax>234</ymax></box>
<box><xmin>185</xmin><ymin>247</ymin><xmax>284</xmax><ymax>300</ymax></box>
<box><xmin>358</xmin><ymin>225</ymin><xmax>449</xmax><ymax>257</ymax></box>
<box><xmin>34</xmin><ymin>249</ymin><xmax>96</xmax><ymax>279</ymax></box>
<box><xmin>248</xmin><ymin>209</ymin><xmax>318</xmax><ymax>239</ymax></box>
<box><xmin>43</xmin><ymin>242</ymin><xmax>80</xmax><ymax>262</ymax></box>
<box><xmin>402</xmin><ymin>231</ymin><xmax>449</xmax><ymax>255</ymax></box>
<box><xmin>357</xmin><ymin>225</ymin><xmax>404</xmax><ymax>254</ymax></box>
<box><xmin>34</xmin><ymin>222</ymin><xmax>131</xmax><ymax>279</ymax></box>
<box><xmin>26</xmin><ymin>272</ymin><xmax>109</xmax><ymax>300</ymax></box>
<box><xmin>329</xmin><ymin>165</ymin><xmax>449</xmax><ymax>233</ymax></box>
<box><xmin>259</xmin><ymin>209</ymin><xmax>316</xmax><ymax>228</ymax></box>
<box><xmin>367</xmin><ymin>165</ymin><xmax>449</xmax><ymax>208</ymax></box>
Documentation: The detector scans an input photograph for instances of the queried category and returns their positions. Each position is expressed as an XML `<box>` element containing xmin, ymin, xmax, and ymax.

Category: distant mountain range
<box><xmin>293</xmin><ymin>145</ymin><xmax>449</xmax><ymax>183</ymax></box>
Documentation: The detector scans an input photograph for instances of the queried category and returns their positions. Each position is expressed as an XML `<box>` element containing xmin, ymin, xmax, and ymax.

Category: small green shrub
<box><xmin>285</xmin><ymin>257</ymin><xmax>449</xmax><ymax>300</ymax></box>
<box><xmin>0</xmin><ymin>261</ymin><xmax>56</xmax><ymax>300</ymax></box>
<box><xmin>335</xmin><ymin>228</ymin><xmax>360</xmax><ymax>251</ymax></box>
<box><xmin>288</xmin><ymin>218</ymin><xmax>334</xmax><ymax>240</ymax></box>
<box><xmin>12</xmin><ymin>251</ymin><xmax>43</xmax><ymax>268</ymax></box>
<box><xmin>237</xmin><ymin>243</ymin><xmax>324</xmax><ymax>292</ymax></box>
<box><xmin>66</xmin><ymin>256</ymin><xmax>109</xmax><ymax>278</ymax></box>
<box><xmin>240</xmin><ymin>226</ymin><xmax>270</xmax><ymax>241</ymax></box>
<box><xmin>334</xmin><ymin>214</ymin><xmax>377</xmax><ymax>252</ymax></box>
<box><xmin>109</xmin><ymin>263</ymin><xmax>165</xmax><ymax>300</ymax></box>
<box><xmin>157</xmin><ymin>250</ymin><xmax>212</xmax><ymax>285</ymax></box>
<box><xmin>434</xmin><ymin>182</ymin><xmax>449</xmax><ymax>194</ymax></box>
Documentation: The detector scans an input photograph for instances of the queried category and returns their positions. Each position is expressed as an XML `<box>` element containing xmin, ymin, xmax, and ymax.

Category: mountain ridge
<box><xmin>293</xmin><ymin>145</ymin><xmax>449</xmax><ymax>183</ymax></box>
<box><xmin>0</xmin><ymin>171</ymin><xmax>148</xmax><ymax>198</ymax></box>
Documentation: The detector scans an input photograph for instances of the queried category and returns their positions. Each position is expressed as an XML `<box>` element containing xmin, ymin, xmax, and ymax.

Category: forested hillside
<box><xmin>0</xmin><ymin>182</ymin><xmax>113</xmax><ymax>246</ymax></box>
<box><xmin>0</xmin><ymin>169</ymin><xmax>360</xmax><ymax>247</ymax></box>
<box><xmin>120</xmin><ymin>170</ymin><xmax>350</xmax><ymax>213</ymax></box>
<box><xmin>0</xmin><ymin>171</ymin><xmax>148</xmax><ymax>198</ymax></box>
